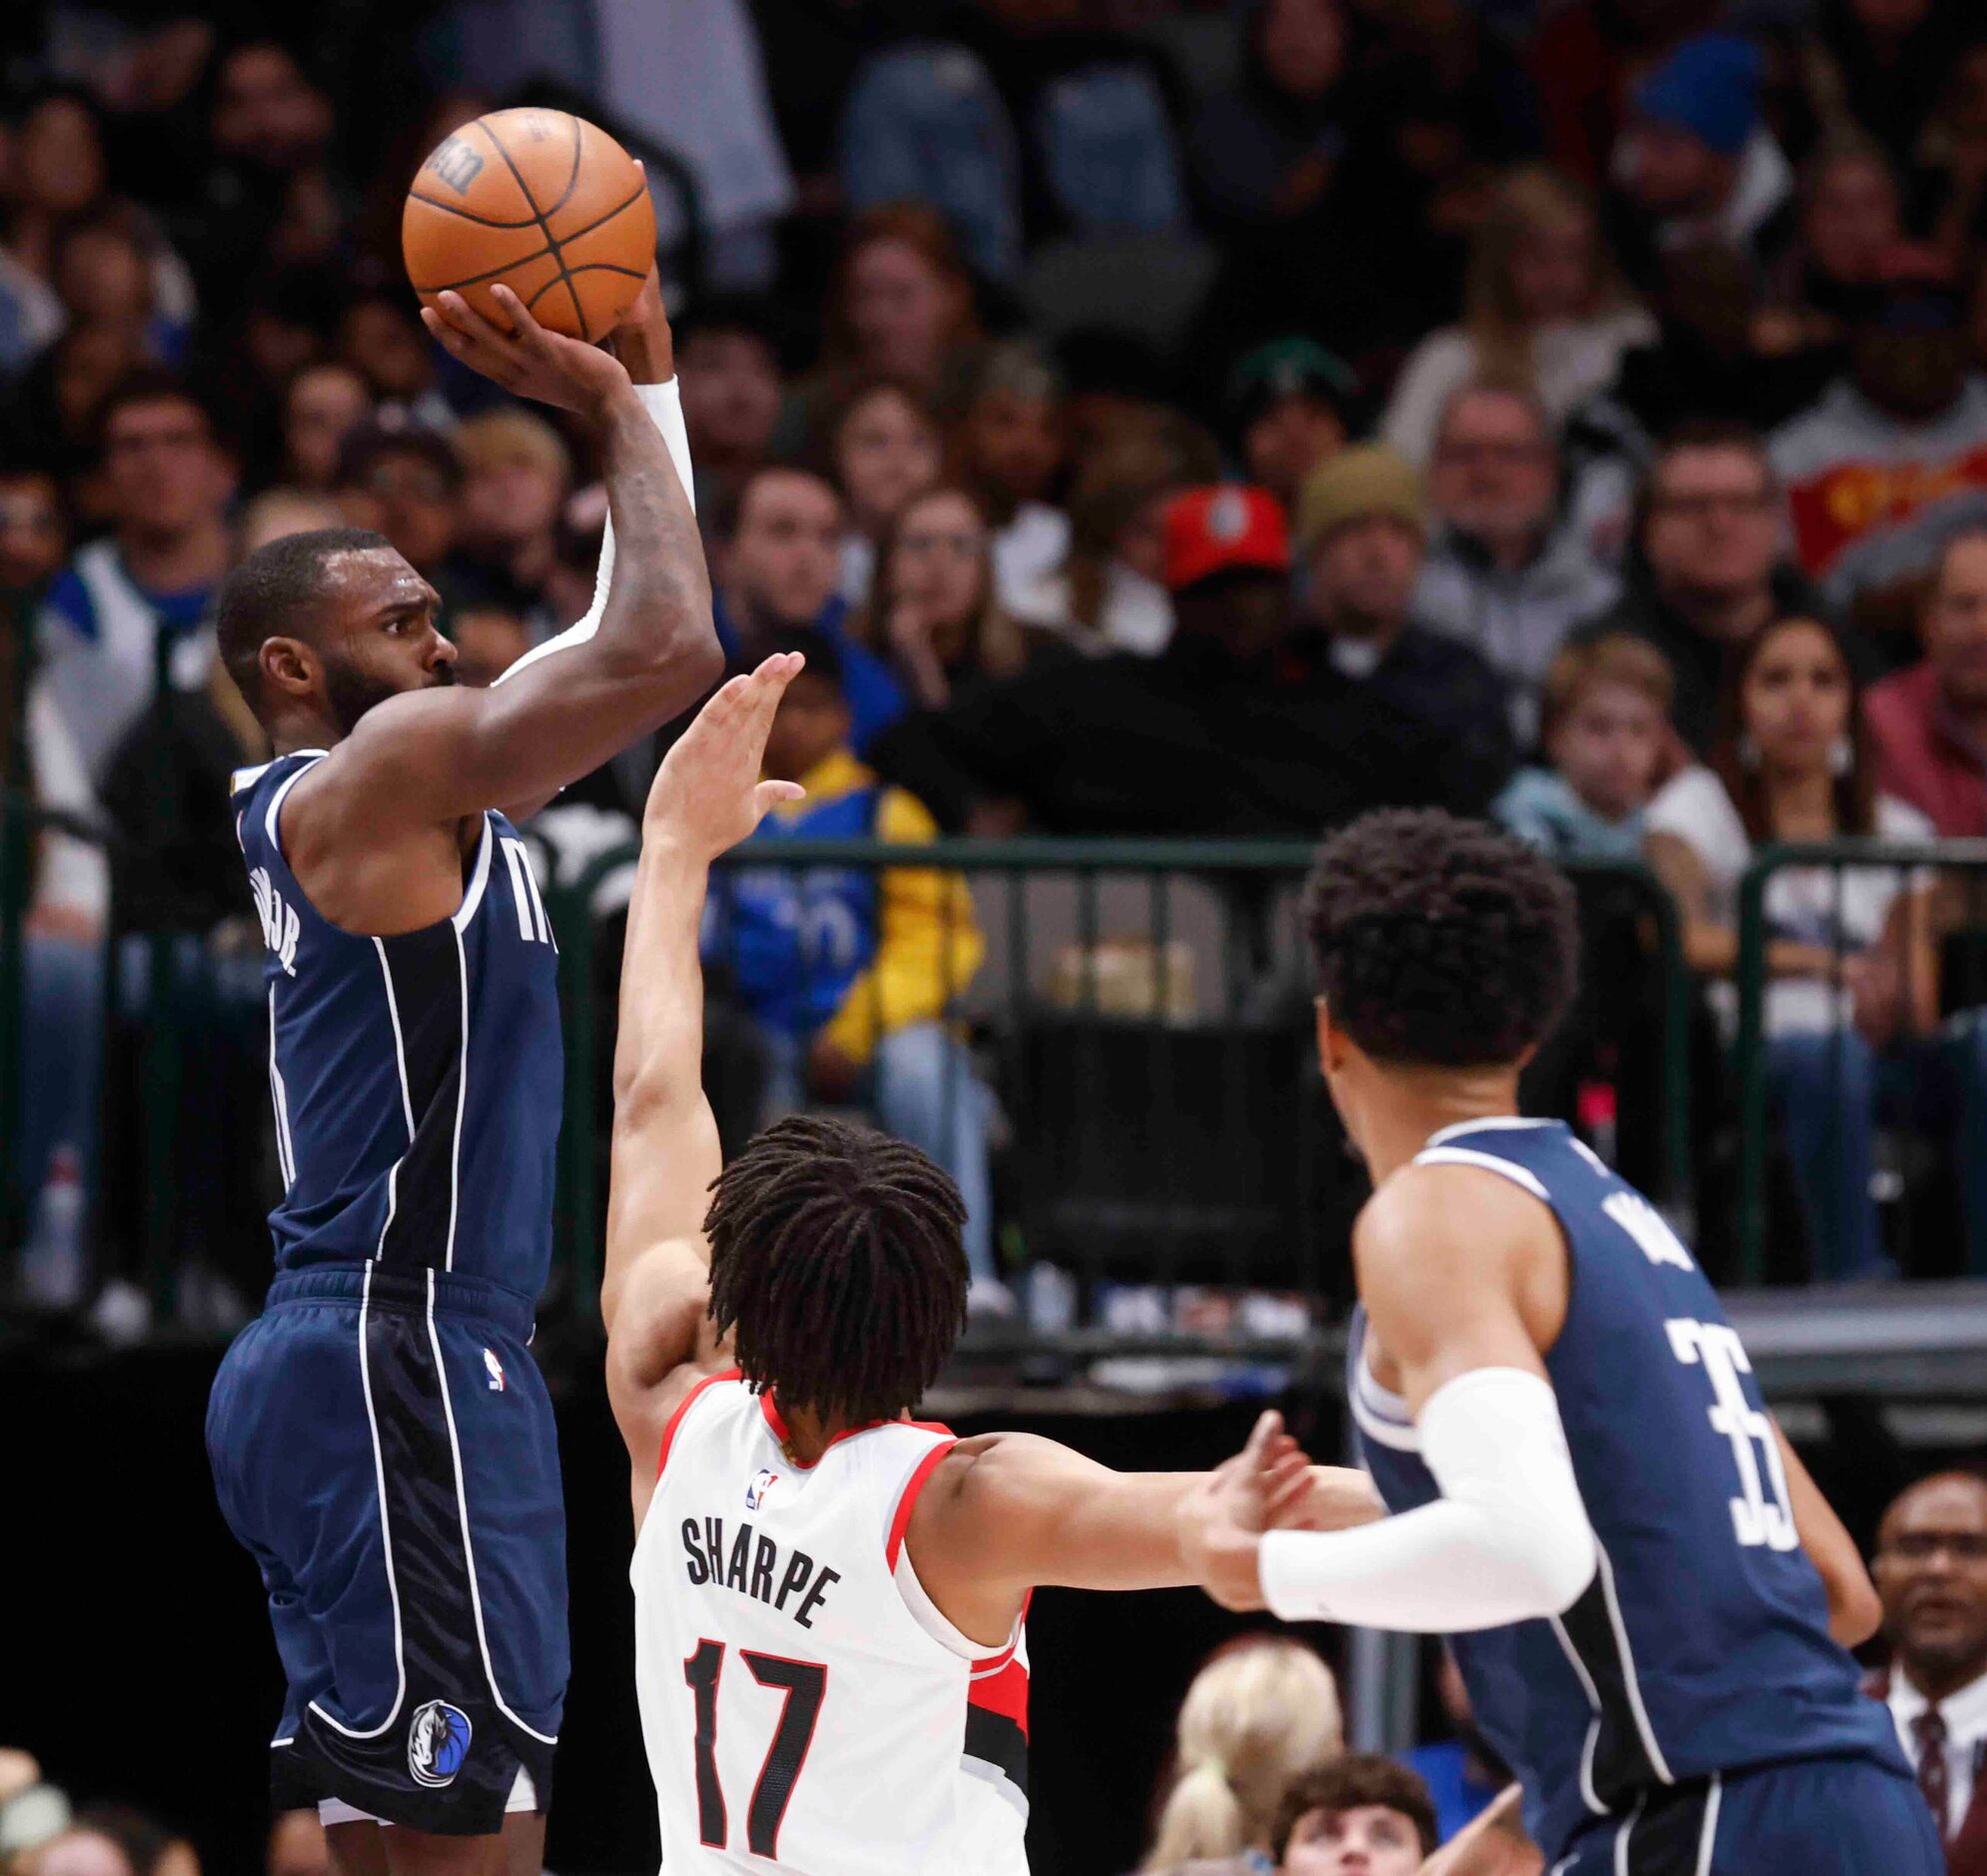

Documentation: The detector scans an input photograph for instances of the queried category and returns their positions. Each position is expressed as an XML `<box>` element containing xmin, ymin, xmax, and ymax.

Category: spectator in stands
<box><xmin>702</xmin><ymin>631</ymin><xmax>1003</xmax><ymax>1307</ymax></box>
<box><xmin>1772</xmin><ymin>266</ymin><xmax>1987</xmax><ymax>644</ymax></box>
<box><xmin>1415</xmin><ymin>383</ymin><xmax>1620</xmax><ymax>740</ymax></box>
<box><xmin>1764</xmin><ymin>132</ymin><xmax>1907</xmax><ymax>346</ymax></box>
<box><xmin>1383</xmin><ymin>166</ymin><xmax>1653</xmax><ymax>469</ymax></box>
<box><xmin>829</xmin><ymin>378</ymin><xmax>942</xmax><ymax>607</ymax></box>
<box><xmin>1869</xmin><ymin>529</ymin><xmax>1987</xmax><ymax>835</ymax></box>
<box><xmin>1494</xmin><ymin>632</ymin><xmax>1672</xmax><ymax>862</ymax></box>
<box><xmin>1185</xmin><ymin>0</ymin><xmax>1351</xmax><ymax>234</ymax></box>
<box><xmin>450</xmin><ymin>602</ymin><xmax>533</xmax><ymax>688</ymax></box>
<box><xmin>0</xmin><ymin>87</ymin><xmax>111</xmax><ymax>377</ymax></box>
<box><xmin>1224</xmin><ymin>338</ymin><xmax>1358</xmax><ymax>515</ymax></box>
<box><xmin>1009</xmin><ymin>412</ymin><xmax>1223</xmax><ymax>655</ymax></box>
<box><xmin>32</xmin><ymin>1829</ymin><xmax>137</xmax><ymax>1876</ymax></box>
<box><xmin>1613</xmin><ymin>34</ymin><xmax>1794</xmax><ymax>284</ymax></box>
<box><xmin>336</xmin><ymin>287</ymin><xmax>453</xmax><ymax>432</ymax></box>
<box><xmin>332</xmin><ymin>417</ymin><xmax>462</xmax><ymax>592</ymax></box>
<box><xmin>1644</xmin><ymin>612</ymin><xmax>1954</xmax><ymax>1281</ymax></box>
<box><xmin>1870</xmin><ymin>1469</ymin><xmax>1987</xmax><ymax>1871</ymax></box>
<box><xmin>821</xmin><ymin>205</ymin><xmax>979</xmax><ymax>397</ymax></box>
<box><xmin>675</xmin><ymin>297</ymin><xmax>785</xmax><ymax>522</ymax></box>
<box><xmin>278</xmin><ymin>360</ymin><xmax>370</xmax><ymax>492</ymax></box>
<box><xmin>950</xmin><ymin>342</ymin><xmax>1070</xmax><ymax>612</ymax></box>
<box><xmin>47</xmin><ymin>212</ymin><xmax>175</xmax><ymax>366</ymax></box>
<box><xmin>266</xmin><ymin>1810</ymin><xmax>329</xmax><ymax>1876</ymax></box>
<box><xmin>452</xmin><ymin>407</ymin><xmax>572</xmax><ymax>625</ymax></box>
<box><xmin>0</xmin><ymin>463</ymin><xmax>64</xmax><ymax>601</ymax></box>
<box><xmin>1139</xmin><ymin>1635</ymin><xmax>1343</xmax><ymax>1874</ymax></box>
<box><xmin>862</xmin><ymin>485</ymin><xmax>1057</xmax><ymax>712</ymax></box>
<box><xmin>1274</xmin><ymin>1755</ymin><xmax>1440</xmax><ymax>1875</ymax></box>
<box><xmin>712</xmin><ymin>467</ymin><xmax>905</xmax><ymax>750</ymax></box>
<box><xmin>1581</xmin><ymin>421</ymin><xmax>1826</xmax><ymax>754</ymax></box>
<box><xmin>1294</xmin><ymin>445</ymin><xmax>1515</xmax><ymax>807</ymax></box>
<box><xmin>34</xmin><ymin>371</ymin><xmax>232</xmax><ymax>793</ymax></box>
<box><xmin>1807</xmin><ymin>0</ymin><xmax>1974</xmax><ymax>173</ymax></box>
<box><xmin>1917</xmin><ymin>38</ymin><xmax>1987</xmax><ymax>273</ymax></box>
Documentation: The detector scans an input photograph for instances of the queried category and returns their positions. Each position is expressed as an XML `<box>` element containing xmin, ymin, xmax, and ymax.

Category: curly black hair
<box><xmin>1304</xmin><ymin>808</ymin><xmax>1578</xmax><ymax>1068</ymax></box>
<box><xmin>704</xmin><ymin>1114</ymin><xmax>969</xmax><ymax>1427</ymax></box>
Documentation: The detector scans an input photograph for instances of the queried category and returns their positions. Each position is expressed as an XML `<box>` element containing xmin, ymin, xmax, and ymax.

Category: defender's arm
<box><xmin>601</xmin><ymin>656</ymin><xmax>802</xmax><ymax>1524</ymax></box>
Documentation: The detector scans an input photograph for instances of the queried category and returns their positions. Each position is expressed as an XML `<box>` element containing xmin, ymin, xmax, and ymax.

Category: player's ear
<box><xmin>260</xmin><ymin>634</ymin><xmax>318</xmax><ymax>701</ymax></box>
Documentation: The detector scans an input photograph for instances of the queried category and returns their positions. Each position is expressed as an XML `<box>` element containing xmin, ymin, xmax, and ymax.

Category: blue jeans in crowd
<box><xmin>1766</xmin><ymin>1015</ymin><xmax>1987</xmax><ymax>1282</ymax></box>
<box><xmin>754</xmin><ymin>1019</ymin><xmax>996</xmax><ymax>1287</ymax></box>
<box><xmin>15</xmin><ymin>933</ymin><xmax>106</xmax><ymax>1300</ymax></box>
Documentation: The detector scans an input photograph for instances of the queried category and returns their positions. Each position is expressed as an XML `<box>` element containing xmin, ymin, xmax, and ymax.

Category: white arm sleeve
<box><xmin>1258</xmin><ymin>1368</ymin><xmax>1597</xmax><ymax>1631</ymax></box>
<box><xmin>494</xmin><ymin>378</ymin><xmax>693</xmax><ymax>686</ymax></box>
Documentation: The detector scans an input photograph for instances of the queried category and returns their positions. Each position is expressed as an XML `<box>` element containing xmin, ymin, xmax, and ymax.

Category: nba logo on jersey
<box><xmin>483</xmin><ymin>1349</ymin><xmax>505</xmax><ymax>1393</ymax></box>
<box><xmin>249</xmin><ymin>867</ymin><xmax>300</xmax><ymax>976</ymax></box>
<box><xmin>745</xmin><ymin>1467</ymin><xmax>779</xmax><ymax>1511</ymax></box>
<box><xmin>407</xmin><ymin>1700</ymin><xmax>473</xmax><ymax>1788</ymax></box>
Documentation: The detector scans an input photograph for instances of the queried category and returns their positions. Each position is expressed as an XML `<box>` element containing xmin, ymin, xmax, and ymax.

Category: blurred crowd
<box><xmin>13</xmin><ymin>0</ymin><xmax>1987</xmax><ymax>1313</ymax></box>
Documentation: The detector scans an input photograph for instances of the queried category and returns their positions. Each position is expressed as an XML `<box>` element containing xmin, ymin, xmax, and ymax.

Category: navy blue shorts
<box><xmin>207</xmin><ymin>1265</ymin><xmax>567</xmax><ymax>1835</ymax></box>
<box><xmin>1554</xmin><ymin>1753</ymin><xmax>1943</xmax><ymax>1875</ymax></box>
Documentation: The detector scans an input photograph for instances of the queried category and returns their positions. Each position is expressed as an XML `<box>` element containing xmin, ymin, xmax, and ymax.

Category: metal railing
<box><xmin>545</xmin><ymin>839</ymin><xmax>1694</xmax><ymax>1327</ymax></box>
<box><xmin>1734</xmin><ymin>839</ymin><xmax>1987</xmax><ymax>1284</ymax></box>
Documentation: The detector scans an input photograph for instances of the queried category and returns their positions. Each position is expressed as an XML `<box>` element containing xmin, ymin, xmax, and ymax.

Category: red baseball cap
<box><xmin>1162</xmin><ymin>485</ymin><xmax>1290</xmax><ymax>592</ymax></box>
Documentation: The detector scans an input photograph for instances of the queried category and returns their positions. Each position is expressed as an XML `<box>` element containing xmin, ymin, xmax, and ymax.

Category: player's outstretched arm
<box><xmin>601</xmin><ymin>655</ymin><xmax>804</xmax><ymax>1520</ymax></box>
<box><xmin>1772</xmin><ymin>1418</ymin><xmax>1883</xmax><ymax>1646</ymax></box>
<box><xmin>313</xmin><ymin>275</ymin><xmax>723</xmax><ymax>831</ymax></box>
<box><xmin>903</xmin><ymin>1413</ymin><xmax>1335</xmax><ymax>1648</ymax></box>
<box><xmin>1181</xmin><ymin>1166</ymin><xmax>1599</xmax><ymax>1629</ymax></box>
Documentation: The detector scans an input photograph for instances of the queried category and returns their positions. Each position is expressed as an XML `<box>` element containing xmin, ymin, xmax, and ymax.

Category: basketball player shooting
<box><xmin>1177</xmin><ymin>811</ymin><xmax>1943</xmax><ymax>1876</ymax></box>
<box><xmin>205</xmin><ymin>272</ymin><xmax>720</xmax><ymax>1876</ymax></box>
<box><xmin>597</xmin><ymin>656</ymin><xmax>1378</xmax><ymax>1874</ymax></box>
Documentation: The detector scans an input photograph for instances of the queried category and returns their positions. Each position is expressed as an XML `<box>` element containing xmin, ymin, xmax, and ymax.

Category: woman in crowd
<box><xmin>1010</xmin><ymin>412</ymin><xmax>1223</xmax><ymax>655</ymax></box>
<box><xmin>1139</xmin><ymin>1634</ymin><xmax>1344</xmax><ymax>1875</ymax></box>
<box><xmin>1382</xmin><ymin>164</ymin><xmax>1653</xmax><ymax>469</ymax></box>
<box><xmin>1643</xmin><ymin>612</ymin><xmax>1982</xmax><ymax>1281</ymax></box>
<box><xmin>860</xmin><ymin>484</ymin><xmax>1060</xmax><ymax>713</ymax></box>
<box><xmin>823</xmin><ymin>203</ymin><xmax>980</xmax><ymax>395</ymax></box>
<box><xmin>828</xmin><ymin>376</ymin><xmax>942</xmax><ymax>606</ymax></box>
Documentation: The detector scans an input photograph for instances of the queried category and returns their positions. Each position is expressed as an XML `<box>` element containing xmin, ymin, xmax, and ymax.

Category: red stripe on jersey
<box><xmin>968</xmin><ymin>1655</ymin><xmax>1030</xmax><ymax>1741</ymax></box>
<box><xmin>971</xmin><ymin>1590</ymin><xmax>1031</xmax><ymax>1677</ymax></box>
<box><xmin>884</xmin><ymin>1439</ymin><xmax>958</xmax><ymax>1571</ymax></box>
<box><xmin>656</xmin><ymin>1369</ymin><xmax>742</xmax><ymax>1480</ymax></box>
<box><xmin>759</xmin><ymin>1394</ymin><xmax>957</xmax><ymax>1469</ymax></box>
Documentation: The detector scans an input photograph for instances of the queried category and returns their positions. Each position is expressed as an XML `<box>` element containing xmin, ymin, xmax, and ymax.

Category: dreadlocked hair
<box><xmin>704</xmin><ymin>1115</ymin><xmax>969</xmax><ymax>1427</ymax></box>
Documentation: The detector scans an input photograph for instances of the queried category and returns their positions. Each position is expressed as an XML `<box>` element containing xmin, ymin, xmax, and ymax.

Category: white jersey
<box><xmin>633</xmin><ymin>1373</ymin><xmax>1031</xmax><ymax>1874</ymax></box>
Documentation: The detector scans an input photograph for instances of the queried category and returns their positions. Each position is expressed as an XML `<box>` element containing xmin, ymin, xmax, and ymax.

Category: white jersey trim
<box><xmin>264</xmin><ymin>752</ymin><xmax>326</xmax><ymax>851</ymax></box>
<box><xmin>1414</xmin><ymin>1145</ymin><xmax>1550</xmax><ymax>1201</ymax></box>
<box><xmin>452</xmin><ymin>815</ymin><xmax>494</xmax><ymax>932</ymax></box>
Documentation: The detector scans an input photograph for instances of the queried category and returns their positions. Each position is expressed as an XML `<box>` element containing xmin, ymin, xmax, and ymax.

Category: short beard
<box><xmin>323</xmin><ymin>657</ymin><xmax>454</xmax><ymax>737</ymax></box>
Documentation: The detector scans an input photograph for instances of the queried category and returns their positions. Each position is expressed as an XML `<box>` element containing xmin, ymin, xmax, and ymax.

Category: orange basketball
<box><xmin>402</xmin><ymin>108</ymin><xmax>655</xmax><ymax>343</ymax></box>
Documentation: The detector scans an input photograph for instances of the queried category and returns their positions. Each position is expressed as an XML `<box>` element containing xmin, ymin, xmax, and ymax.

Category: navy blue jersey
<box><xmin>1350</xmin><ymin>1119</ymin><xmax>1906</xmax><ymax>1865</ymax></box>
<box><xmin>231</xmin><ymin>751</ymin><xmax>563</xmax><ymax>1297</ymax></box>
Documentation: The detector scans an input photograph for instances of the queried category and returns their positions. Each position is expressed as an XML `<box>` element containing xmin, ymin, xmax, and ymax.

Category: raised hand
<box><xmin>422</xmin><ymin>282</ymin><xmax>633</xmax><ymax>419</ymax></box>
<box><xmin>643</xmin><ymin>653</ymin><xmax>805</xmax><ymax>862</ymax></box>
<box><xmin>1177</xmin><ymin>1409</ymin><xmax>1314</xmax><ymax>1611</ymax></box>
<box><xmin>605</xmin><ymin>262</ymin><xmax>674</xmax><ymax>386</ymax></box>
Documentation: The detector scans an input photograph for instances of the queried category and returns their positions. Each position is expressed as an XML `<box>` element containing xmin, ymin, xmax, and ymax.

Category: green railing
<box><xmin>1735</xmin><ymin>838</ymin><xmax>1987</xmax><ymax>1284</ymax></box>
<box><xmin>544</xmin><ymin>840</ymin><xmax>1693</xmax><ymax>1325</ymax></box>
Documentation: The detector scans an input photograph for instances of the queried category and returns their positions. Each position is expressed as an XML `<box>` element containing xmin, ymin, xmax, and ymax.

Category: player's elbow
<box><xmin>1829</xmin><ymin>1567</ymin><xmax>1883</xmax><ymax>1650</ymax></box>
<box><xmin>1532</xmin><ymin>1519</ymin><xmax>1599</xmax><ymax>1615</ymax></box>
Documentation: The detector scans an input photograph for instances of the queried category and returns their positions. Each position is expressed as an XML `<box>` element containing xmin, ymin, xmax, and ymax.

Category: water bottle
<box><xmin>20</xmin><ymin>1145</ymin><xmax>87</xmax><ymax>1307</ymax></box>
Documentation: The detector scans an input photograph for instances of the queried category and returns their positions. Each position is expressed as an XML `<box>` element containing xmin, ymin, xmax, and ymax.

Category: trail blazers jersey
<box><xmin>634</xmin><ymin>1374</ymin><xmax>1029</xmax><ymax>1874</ymax></box>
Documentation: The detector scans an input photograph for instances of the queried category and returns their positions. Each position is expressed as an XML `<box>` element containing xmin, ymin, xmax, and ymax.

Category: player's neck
<box><xmin>1359</xmin><ymin>1070</ymin><xmax>1523</xmax><ymax>1186</ymax></box>
<box><xmin>773</xmin><ymin>1399</ymin><xmax>872</xmax><ymax>1467</ymax></box>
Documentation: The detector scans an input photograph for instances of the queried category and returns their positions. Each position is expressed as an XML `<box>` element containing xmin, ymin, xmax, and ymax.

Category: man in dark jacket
<box><xmin>872</xmin><ymin>468</ymin><xmax>1512</xmax><ymax>837</ymax></box>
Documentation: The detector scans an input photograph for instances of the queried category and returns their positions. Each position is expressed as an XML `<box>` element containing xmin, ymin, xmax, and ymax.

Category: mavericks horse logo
<box><xmin>408</xmin><ymin>1699</ymin><xmax>473</xmax><ymax>1787</ymax></box>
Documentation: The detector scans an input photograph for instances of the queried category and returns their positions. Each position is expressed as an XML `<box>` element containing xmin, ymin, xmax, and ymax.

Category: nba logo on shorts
<box><xmin>484</xmin><ymin>1349</ymin><xmax>505</xmax><ymax>1393</ymax></box>
<box><xmin>408</xmin><ymin>1700</ymin><xmax>473</xmax><ymax>1788</ymax></box>
<box><xmin>745</xmin><ymin>1468</ymin><xmax>779</xmax><ymax>1511</ymax></box>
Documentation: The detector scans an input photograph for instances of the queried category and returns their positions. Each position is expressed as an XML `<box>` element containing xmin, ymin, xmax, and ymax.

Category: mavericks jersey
<box><xmin>1351</xmin><ymin>1120</ymin><xmax>1906</xmax><ymax>1865</ymax></box>
<box><xmin>634</xmin><ymin>1375</ymin><xmax>1030</xmax><ymax>1875</ymax></box>
<box><xmin>231</xmin><ymin>751</ymin><xmax>563</xmax><ymax>1295</ymax></box>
